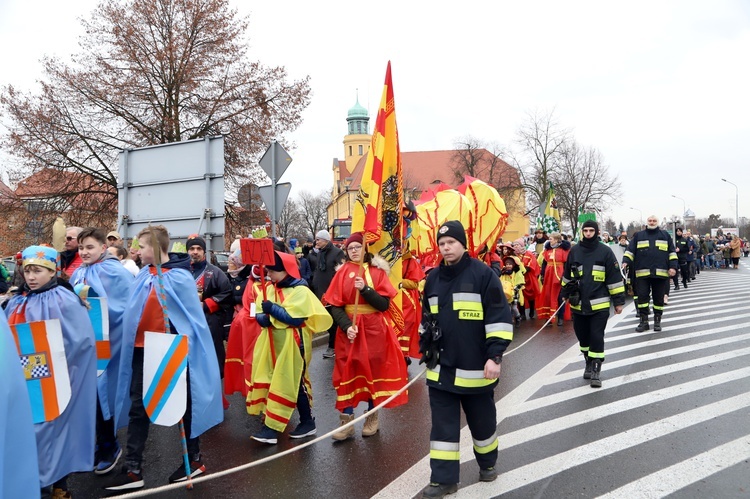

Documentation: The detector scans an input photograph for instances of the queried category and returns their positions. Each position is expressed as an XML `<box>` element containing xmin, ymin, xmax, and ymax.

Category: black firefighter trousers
<box><xmin>428</xmin><ymin>387</ymin><xmax>498</xmax><ymax>484</ymax></box>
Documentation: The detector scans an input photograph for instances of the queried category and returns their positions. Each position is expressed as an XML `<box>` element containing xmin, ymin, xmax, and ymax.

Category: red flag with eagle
<box><xmin>352</xmin><ymin>61</ymin><xmax>405</xmax><ymax>348</ymax></box>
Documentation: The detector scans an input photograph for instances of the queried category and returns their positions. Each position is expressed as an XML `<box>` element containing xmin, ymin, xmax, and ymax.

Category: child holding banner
<box><xmin>71</xmin><ymin>227</ymin><xmax>134</xmax><ymax>475</ymax></box>
<box><xmin>5</xmin><ymin>245</ymin><xmax>97</xmax><ymax>499</ymax></box>
<box><xmin>248</xmin><ymin>250</ymin><xmax>332</xmax><ymax>444</ymax></box>
<box><xmin>106</xmin><ymin>226</ymin><xmax>222</xmax><ymax>491</ymax></box>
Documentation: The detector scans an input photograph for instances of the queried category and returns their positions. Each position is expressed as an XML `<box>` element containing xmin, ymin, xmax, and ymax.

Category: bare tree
<box><xmin>276</xmin><ymin>198</ymin><xmax>306</xmax><ymax>240</ymax></box>
<box><xmin>552</xmin><ymin>141</ymin><xmax>622</xmax><ymax>235</ymax></box>
<box><xmin>508</xmin><ymin>109</ymin><xmax>570</xmax><ymax>214</ymax></box>
<box><xmin>1</xmin><ymin>0</ymin><xmax>311</xmax><ymax>213</ymax></box>
<box><xmin>449</xmin><ymin>136</ymin><xmax>524</xmax><ymax>214</ymax></box>
<box><xmin>297</xmin><ymin>190</ymin><xmax>329</xmax><ymax>238</ymax></box>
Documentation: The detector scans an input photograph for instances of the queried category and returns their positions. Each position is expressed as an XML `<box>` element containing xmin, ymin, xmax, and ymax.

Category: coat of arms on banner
<box><xmin>11</xmin><ymin>319</ymin><xmax>71</xmax><ymax>423</ymax></box>
<box><xmin>143</xmin><ymin>332</ymin><xmax>188</xmax><ymax>427</ymax></box>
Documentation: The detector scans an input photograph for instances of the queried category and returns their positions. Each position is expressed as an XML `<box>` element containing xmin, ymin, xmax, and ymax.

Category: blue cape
<box><xmin>0</xmin><ymin>313</ymin><xmax>40</xmax><ymax>498</ymax></box>
<box><xmin>71</xmin><ymin>255</ymin><xmax>134</xmax><ymax>423</ymax></box>
<box><xmin>115</xmin><ymin>255</ymin><xmax>223</xmax><ymax>437</ymax></box>
<box><xmin>4</xmin><ymin>283</ymin><xmax>97</xmax><ymax>487</ymax></box>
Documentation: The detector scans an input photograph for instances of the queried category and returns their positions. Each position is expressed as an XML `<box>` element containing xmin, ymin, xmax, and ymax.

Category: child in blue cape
<box><xmin>5</xmin><ymin>245</ymin><xmax>97</xmax><ymax>499</ymax></box>
<box><xmin>71</xmin><ymin>227</ymin><xmax>134</xmax><ymax>475</ymax></box>
<box><xmin>106</xmin><ymin>225</ymin><xmax>222</xmax><ymax>492</ymax></box>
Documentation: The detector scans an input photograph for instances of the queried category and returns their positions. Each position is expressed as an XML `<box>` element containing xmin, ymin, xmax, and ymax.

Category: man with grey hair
<box><xmin>307</xmin><ymin>229</ymin><xmax>345</xmax><ymax>358</ymax></box>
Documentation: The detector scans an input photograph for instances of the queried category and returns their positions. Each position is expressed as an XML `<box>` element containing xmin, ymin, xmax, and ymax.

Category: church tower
<box><xmin>342</xmin><ymin>94</ymin><xmax>371</xmax><ymax>175</ymax></box>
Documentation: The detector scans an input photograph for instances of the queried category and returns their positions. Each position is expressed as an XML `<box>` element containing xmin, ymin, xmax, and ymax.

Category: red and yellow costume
<box><xmin>247</xmin><ymin>276</ymin><xmax>331</xmax><ymax>432</ymax></box>
<box><xmin>324</xmin><ymin>261</ymin><xmax>408</xmax><ymax>410</ymax></box>
<box><xmin>537</xmin><ymin>241</ymin><xmax>572</xmax><ymax>320</ymax></box>
<box><xmin>400</xmin><ymin>252</ymin><xmax>425</xmax><ymax>359</ymax></box>
<box><xmin>224</xmin><ymin>277</ymin><xmax>264</xmax><ymax>400</ymax></box>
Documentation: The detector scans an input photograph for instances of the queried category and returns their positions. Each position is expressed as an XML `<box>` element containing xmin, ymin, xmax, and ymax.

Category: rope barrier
<box><xmin>115</xmin><ymin>300</ymin><xmax>566</xmax><ymax>497</ymax></box>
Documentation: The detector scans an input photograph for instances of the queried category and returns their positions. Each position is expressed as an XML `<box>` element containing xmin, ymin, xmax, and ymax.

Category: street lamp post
<box><xmin>671</xmin><ymin>195</ymin><xmax>686</xmax><ymax>226</ymax></box>
<box><xmin>721</xmin><ymin>178</ymin><xmax>739</xmax><ymax>232</ymax></box>
<box><xmin>629</xmin><ymin>207</ymin><xmax>643</xmax><ymax>227</ymax></box>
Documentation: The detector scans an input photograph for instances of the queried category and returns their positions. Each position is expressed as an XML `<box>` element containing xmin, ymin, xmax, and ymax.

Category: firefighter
<box><xmin>419</xmin><ymin>220</ymin><xmax>513</xmax><ymax>498</ymax></box>
<box><xmin>621</xmin><ymin>215</ymin><xmax>678</xmax><ymax>332</ymax></box>
<box><xmin>561</xmin><ymin>220</ymin><xmax>626</xmax><ymax>388</ymax></box>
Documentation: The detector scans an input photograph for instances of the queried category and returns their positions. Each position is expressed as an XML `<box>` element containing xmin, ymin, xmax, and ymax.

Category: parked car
<box><xmin>211</xmin><ymin>251</ymin><xmax>230</xmax><ymax>274</ymax></box>
<box><xmin>1</xmin><ymin>257</ymin><xmax>16</xmax><ymax>275</ymax></box>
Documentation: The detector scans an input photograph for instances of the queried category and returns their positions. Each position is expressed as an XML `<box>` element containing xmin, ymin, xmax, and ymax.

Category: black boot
<box><xmin>528</xmin><ymin>301</ymin><xmax>535</xmax><ymax>319</ymax></box>
<box><xmin>653</xmin><ymin>314</ymin><xmax>662</xmax><ymax>332</ymax></box>
<box><xmin>582</xmin><ymin>352</ymin><xmax>593</xmax><ymax>380</ymax></box>
<box><xmin>635</xmin><ymin>312</ymin><xmax>649</xmax><ymax>332</ymax></box>
<box><xmin>590</xmin><ymin>359</ymin><xmax>602</xmax><ymax>388</ymax></box>
<box><xmin>556</xmin><ymin>315</ymin><xmax>564</xmax><ymax>327</ymax></box>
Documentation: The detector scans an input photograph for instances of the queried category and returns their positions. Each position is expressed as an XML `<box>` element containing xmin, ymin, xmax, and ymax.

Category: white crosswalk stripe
<box><xmin>375</xmin><ymin>267</ymin><xmax>750</xmax><ymax>498</ymax></box>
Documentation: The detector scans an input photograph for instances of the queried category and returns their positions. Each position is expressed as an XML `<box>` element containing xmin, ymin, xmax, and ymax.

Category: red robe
<box><xmin>401</xmin><ymin>255</ymin><xmax>425</xmax><ymax>359</ymax></box>
<box><xmin>537</xmin><ymin>245</ymin><xmax>571</xmax><ymax>320</ymax></box>
<box><xmin>324</xmin><ymin>261</ymin><xmax>408</xmax><ymax>410</ymax></box>
<box><xmin>518</xmin><ymin>250</ymin><xmax>541</xmax><ymax>303</ymax></box>
<box><xmin>224</xmin><ymin>279</ymin><xmax>264</xmax><ymax>400</ymax></box>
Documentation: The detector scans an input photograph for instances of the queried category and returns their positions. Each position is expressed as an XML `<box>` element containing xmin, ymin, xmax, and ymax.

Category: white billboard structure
<box><xmin>117</xmin><ymin>136</ymin><xmax>225</xmax><ymax>251</ymax></box>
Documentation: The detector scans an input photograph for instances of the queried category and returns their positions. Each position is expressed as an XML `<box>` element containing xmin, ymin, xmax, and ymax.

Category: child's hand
<box><xmin>261</xmin><ymin>300</ymin><xmax>273</xmax><ymax>314</ymax></box>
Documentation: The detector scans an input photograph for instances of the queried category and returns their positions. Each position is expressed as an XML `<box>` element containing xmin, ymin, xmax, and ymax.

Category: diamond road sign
<box><xmin>259</xmin><ymin>141</ymin><xmax>292</xmax><ymax>180</ymax></box>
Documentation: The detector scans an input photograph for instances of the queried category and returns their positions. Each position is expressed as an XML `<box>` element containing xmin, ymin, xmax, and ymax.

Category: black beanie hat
<box><xmin>581</xmin><ymin>220</ymin><xmax>600</xmax><ymax>237</ymax></box>
<box><xmin>186</xmin><ymin>234</ymin><xmax>206</xmax><ymax>252</ymax></box>
<box><xmin>437</xmin><ymin>220</ymin><xmax>467</xmax><ymax>248</ymax></box>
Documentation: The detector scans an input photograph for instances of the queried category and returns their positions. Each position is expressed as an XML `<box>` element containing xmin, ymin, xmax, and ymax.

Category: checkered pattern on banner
<box><xmin>536</xmin><ymin>214</ymin><xmax>560</xmax><ymax>234</ymax></box>
<box><xmin>19</xmin><ymin>352</ymin><xmax>51</xmax><ymax>380</ymax></box>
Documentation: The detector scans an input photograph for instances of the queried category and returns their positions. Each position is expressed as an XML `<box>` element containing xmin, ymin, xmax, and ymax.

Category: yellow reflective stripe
<box><xmin>428</xmin><ymin>297</ymin><xmax>438</xmax><ymax>314</ymax></box>
<box><xmin>635</xmin><ymin>269</ymin><xmax>651</xmax><ymax>277</ymax></box>
<box><xmin>637</xmin><ymin>241</ymin><xmax>649</xmax><ymax>248</ymax></box>
<box><xmin>591</xmin><ymin>301</ymin><xmax>610</xmax><ymax>311</ymax></box>
<box><xmin>486</xmin><ymin>331</ymin><xmax>513</xmax><ymax>341</ymax></box>
<box><xmin>473</xmin><ymin>436</ymin><xmax>498</xmax><ymax>454</ymax></box>
<box><xmin>580</xmin><ymin>346</ymin><xmax>590</xmax><ymax>353</ymax></box>
<box><xmin>570</xmin><ymin>303</ymin><xmax>581</xmax><ymax>310</ymax></box>
<box><xmin>454</xmin><ymin>376</ymin><xmax>496</xmax><ymax>388</ymax></box>
<box><xmin>430</xmin><ymin>449</ymin><xmax>461</xmax><ymax>461</ymax></box>
<box><xmin>653</xmin><ymin>305</ymin><xmax>665</xmax><ymax>311</ymax></box>
<box><xmin>669</xmin><ymin>253</ymin><xmax>678</xmax><ymax>260</ymax></box>
<box><xmin>592</xmin><ymin>270</ymin><xmax>605</xmax><ymax>282</ymax></box>
<box><xmin>454</xmin><ymin>292</ymin><xmax>482</xmax><ymax>311</ymax></box>
<box><xmin>426</xmin><ymin>368</ymin><xmax>440</xmax><ymax>381</ymax></box>
<box><xmin>454</xmin><ymin>301</ymin><xmax>482</xmax><ymax>311</ymax></box>
<box><xmin>592</xmin><ymin>265</ymin><xmax>605</xmax><ymax>272</ymax></box>
<box><xmin>655</xmin><ymin>269</ymin><xmax>669</xmax><ymax>277</ymax></box>
<box><xmin>624</xmin><ymin>251</ymin><xmax>634</xmax><ymax>261</ymax></box>
<box><xmin>588</xmin><ymin>351</ymin><xmax>605</xmax><ymax>359</ymax></box>
<box><xmin>561</xmin><ymin>277</ymin><xmax>571</xmax><ymax>285</ymax></box>
<box><xmin>609</xmin><ymin>284</ymin><xmax>625</xmax><ymax>295</ymax></box>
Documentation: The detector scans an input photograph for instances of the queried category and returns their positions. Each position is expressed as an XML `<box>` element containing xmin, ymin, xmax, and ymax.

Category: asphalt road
<box><xmin>69</xmin><ymin>261</ymin><xmax>750</xmax><ymax>498</ymax></box>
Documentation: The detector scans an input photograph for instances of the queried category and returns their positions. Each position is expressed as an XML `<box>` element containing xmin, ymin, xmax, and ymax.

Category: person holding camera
<box><xmin>561</xmin><ymin>220</ymin><xmax>626</xmax><ymax>388</ymax></box>
<box><xmin>419</xmin><ymin>220</ymin><xmax>513</xmax><ymax>498</ymax></box>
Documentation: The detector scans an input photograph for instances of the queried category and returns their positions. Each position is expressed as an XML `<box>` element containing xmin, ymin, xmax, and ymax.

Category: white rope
<box><xmin>114</xmin><ymin>300</ymin><xmax>564</xmax><ymax>497</ymax></box>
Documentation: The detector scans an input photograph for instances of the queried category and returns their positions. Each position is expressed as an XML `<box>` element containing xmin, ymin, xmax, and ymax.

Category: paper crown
<box><xmin>22</xmin><ymin>245</ymin><xmax>58</xmax><ymax>271</ymax></box>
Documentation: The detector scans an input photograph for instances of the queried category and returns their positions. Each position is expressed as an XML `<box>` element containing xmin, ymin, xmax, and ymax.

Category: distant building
<box><xmin>328</xmin><ymin>98</ymin><xmax>529</xmax><ymax>243</ymax></box>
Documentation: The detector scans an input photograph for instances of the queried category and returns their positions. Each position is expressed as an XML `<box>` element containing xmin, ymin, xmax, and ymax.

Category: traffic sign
<box><xmin>259</xmin><ymin>141</ymin><xmax>292</xmax><ymax>180</ymax></box>
<box><xmin>258</xmin><ymin>182</ymin><xmax>292</xmax><ymax>223</ymax></box>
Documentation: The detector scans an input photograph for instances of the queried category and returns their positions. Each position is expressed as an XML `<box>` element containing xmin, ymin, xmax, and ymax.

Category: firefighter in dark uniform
<box><xmin>561</xmin><ymin>220</ymin><xmax>626</xmax><ymax>388</ymax></box>
<box><xmin>621</xmin><ymin>215</ymin><xmax>678</xmax><ymax>332</ymax></box>
<box><xmin>419</xmin><ymin>220</ymin><xmax>513</xmax><ymax>499</ymax></box>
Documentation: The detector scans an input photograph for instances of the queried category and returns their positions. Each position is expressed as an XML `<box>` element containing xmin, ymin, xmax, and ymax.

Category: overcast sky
<box><xmin>1</xmin><ymin>0</ymin><xmax>748</xmax><ymax>231</ymax></box>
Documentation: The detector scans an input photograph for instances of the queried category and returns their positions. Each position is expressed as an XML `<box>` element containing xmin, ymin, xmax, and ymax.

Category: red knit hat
<box><xmin>345</xmin><ymin>232</ymin><xmax>364</xmax><ymax>249</ymax></box>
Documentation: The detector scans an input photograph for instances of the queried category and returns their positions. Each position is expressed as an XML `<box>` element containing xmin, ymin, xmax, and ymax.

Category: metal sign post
<box><xmin>258</xmin><ymin>141</ymin><xmax>292</xmax><ymax>237</ymax></box>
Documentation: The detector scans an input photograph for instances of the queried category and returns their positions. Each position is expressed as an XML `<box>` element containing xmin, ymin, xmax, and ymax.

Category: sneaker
<box><xmin>94</xmin><ymin>442</ymin><xmax>122</xmax><ymax>475</ymax></box>
<box><xmin>289</xmin><ymin>418</ymin><xmax>317</xmax><ymax>439</ymax></box>
<box><xmin>251</xmin><ymin>425</ymin><xmax>280</xmax><ymax>445</ymax></box>
<box><xmin>103</xmin><ymin>468</ymin><xmax>144</xmax><ymax>491</ymax></box>
<box><xmin>322</xmin><ymin>347</ymin><xmax>336</xmax><ymax>359</ymax></box>
<box><xmin>168</xmin><ymin>459</ymin><xmax>206</xmax><ymax>483</ymax></box>
<box><xmin>422</xmin><ymin>482</ymin><xmax>458</xmax><ymax>498</ymax></box>
<box><xmin>479</xmin><ymin>467</ymin><xmax>498</xmax><ymax>482</ymax></box>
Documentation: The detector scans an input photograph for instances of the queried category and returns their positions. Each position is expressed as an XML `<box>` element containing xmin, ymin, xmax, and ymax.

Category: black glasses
<box><xmin>66</xmin><ymin>236</ymin><xmax>76</xmax><ymax>241</ymax></box>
